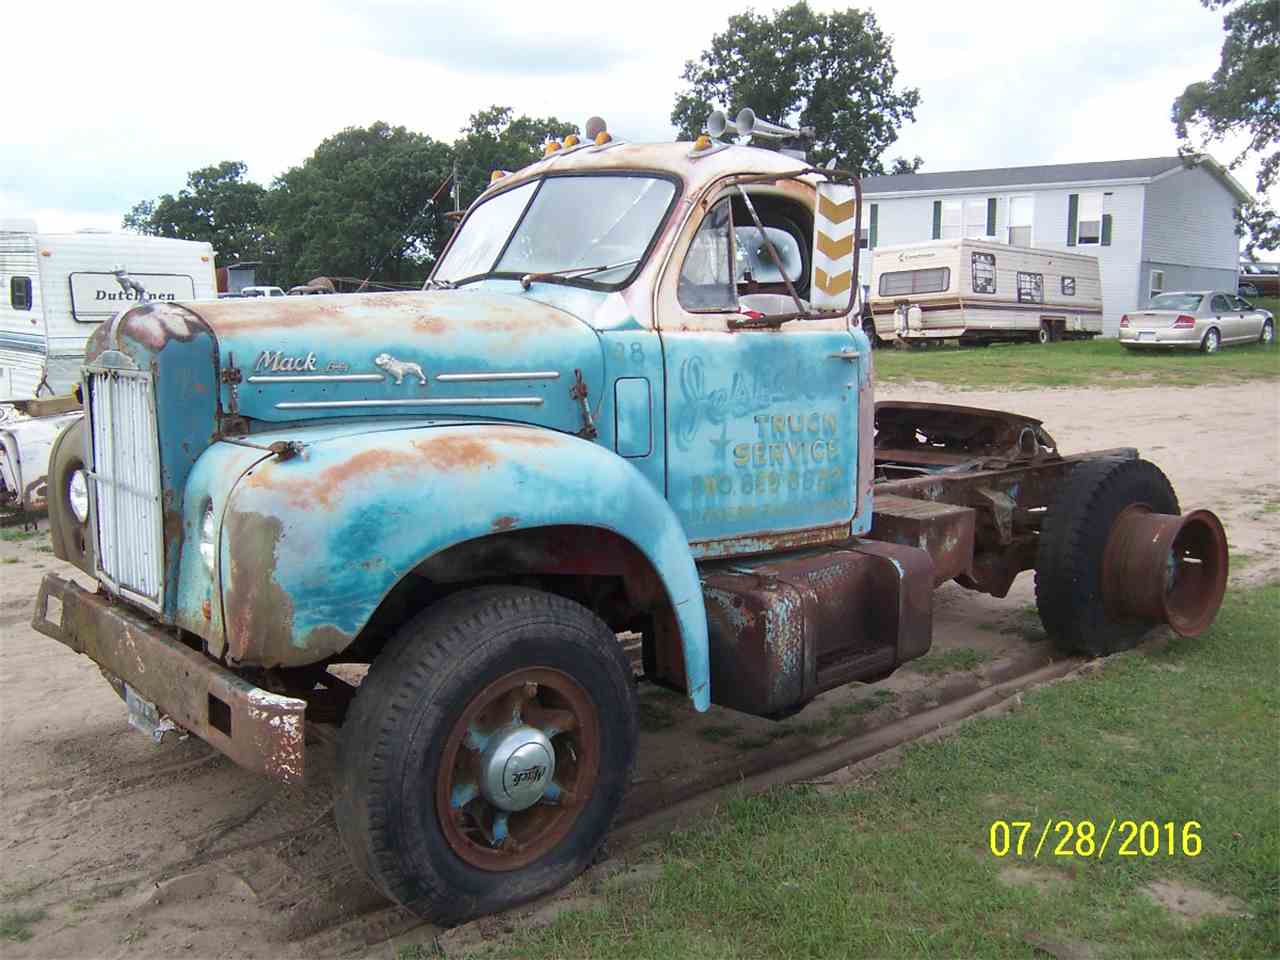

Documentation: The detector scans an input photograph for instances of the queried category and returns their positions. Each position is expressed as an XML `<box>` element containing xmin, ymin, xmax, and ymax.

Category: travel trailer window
<box><xmin>10</xmin><ymin>276</ymin><xmax>32</xmax><ymax>311</ymax></box>
<box><xmin>1016</xmin><ymin>271</ymin><xmax>1044</xmax><ymax>304</ymax></box>
<box><xmin>879</xmin><ymin>267</ymin><xmax>950</xmax><ymax>296</ymax></box>
<box><xmin>1077</xmin><ymin>193</ymin><xmax>1103</xmax><ymax>244</ymax></box>
<box><xmin>1008</xmin><ymin>197</ymin><xmax>1033</xmax><ymax>246</ymax></box>
<box><xmin>679</xmin><ymin>199</ymin><xmax>737</xmax><ymax>312</ymax></box>
<box><xmin>1061</xmin><ymin>276</ymin><xmax>1076</xmax><ymax>296</ymax></box>
<box><xmin>972</xmin><ymin>252</ymin><xmax>996</xmax><ymax>294</ymax></box>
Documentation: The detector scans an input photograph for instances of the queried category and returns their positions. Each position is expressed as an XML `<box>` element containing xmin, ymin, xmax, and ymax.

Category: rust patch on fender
<box><xmin>223</xmin><ymin>511</ymin><xmax>296</xmax><ymax>665</ymax></box>
<box><xmin>492</xmin><ymin>515</ymin><xmax>518</xmax><ymax>531</ymax></box>
<box><xmin>410</xmin><ymin>435</ymin><xmax>502</xmax><ymax>471</ymax></box>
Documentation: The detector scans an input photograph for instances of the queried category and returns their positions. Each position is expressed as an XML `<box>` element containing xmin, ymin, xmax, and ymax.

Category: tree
<box><xmin>122</xmin><ymin>161</ymin><xmax>269</xmax><ymax>265</ymax></box>
<box><xmin>268</xmin><ymin>122</ymin><xmax>454</xmax><ymax>287</ymax></box>
<box><xmin>888</xmin><ymin>155</ymin><xmax>924</xmax><ymax>175</ymax></box>
<box><xmin>452</xmin><ymin>106</ymin><xmax>579</xmax><ymax>211</ymax></box>
<box><xmin>671</xmin><ymin>2</ymin><xmax>920</xmax><ymax>174</ymax></box>
<box><xmin>1172</xmin><ymin>0</ymin><xmax>1279</xmax><ymax>252</ymax></box>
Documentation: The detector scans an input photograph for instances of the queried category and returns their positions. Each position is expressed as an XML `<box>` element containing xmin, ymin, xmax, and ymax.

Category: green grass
<box><xmin>0</xmin><ymin>909</ymin><xmax>46</xmax><ymax>943</ymax></box>
<box><xmin>873</xmin><ymin>337</ymin><xmax>1280</xmax><ymax>389</ymax></box>
<box><xmin>905</xmin><ymin>646</ymin><xmax>994</xmax><ymax>675</ymax></box>
<box><xmin>487</xmin><ymin>585</ymin><xmax>1279</xmax><ymax>959</ymax></box>
<box><xmin>0</xmin><ymin>528</ymin><xmax>42</xmax><ymax>542</ymax></box>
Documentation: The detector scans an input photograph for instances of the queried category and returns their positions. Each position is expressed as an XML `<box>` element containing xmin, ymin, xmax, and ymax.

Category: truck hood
<box><xmin>188</xmin><ymin>289</ymin><xmax>604</xmax><ymax>429</ymax></box>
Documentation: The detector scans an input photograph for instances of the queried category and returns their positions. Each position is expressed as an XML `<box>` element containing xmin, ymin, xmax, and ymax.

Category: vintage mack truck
<box><xmin>32</xmin><ymin>114</ymin><xmax>1228</xmax><ymax>923</ymax></box>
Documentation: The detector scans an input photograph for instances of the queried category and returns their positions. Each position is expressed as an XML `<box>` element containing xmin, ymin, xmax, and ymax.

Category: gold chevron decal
<box><xmin>815</xmin><ymin>230</ymin><xmax>854</xmax><ymax>260</ymax></box>
<box><xmin>817</xmin><ymin>194</ymin><xmax>856</xmax><ymax>224</ymax></box>
<box><xmin>814</xmin><ymin>268</ymin><xmax>852</xmax><ymax>296</ymax></box>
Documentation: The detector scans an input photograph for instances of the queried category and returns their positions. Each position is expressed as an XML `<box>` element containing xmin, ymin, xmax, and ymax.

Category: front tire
<box><xmin>1260</xmin><ymin>319</ymin><xmax>1274</xmax><ymax>346</ymax></box>
<box><xmin>334</xmin><ymin>587</ymin><xmax>638</xmax><ymax>923</ymax></box>
<box><xmin>1200</xmin><ymin>327</ymin><xmax>1221</xmax><ymax>354</ymax></box>
<box><xmin>1035</xmin><ymin>458</ymin><xmax>1179</xmax><ymax>656</ymax></box>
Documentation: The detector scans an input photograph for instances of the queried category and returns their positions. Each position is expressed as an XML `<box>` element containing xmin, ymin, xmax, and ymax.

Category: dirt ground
<box><xmin>1</xmin><ymin>379</ymin><xmax>1276</xmax><ymax>958</ymax></box>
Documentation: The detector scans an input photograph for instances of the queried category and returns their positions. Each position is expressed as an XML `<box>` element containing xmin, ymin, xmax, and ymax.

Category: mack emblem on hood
<box><xmin>247</xmin><ymin>350</ymin><xmax>429</xmax><ymax>386</ymax></box>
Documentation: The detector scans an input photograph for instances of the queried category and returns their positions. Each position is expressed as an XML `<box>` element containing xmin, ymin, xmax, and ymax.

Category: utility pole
<box><xmin>452</xmin><ymin>159</ymin><xmax>460</xmax><ymax>213</ymax></box>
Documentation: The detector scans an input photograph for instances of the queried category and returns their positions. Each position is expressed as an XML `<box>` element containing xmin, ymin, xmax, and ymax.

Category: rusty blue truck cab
<box><xmin>31</xmin><ymin>132</ymin><xmax>1227</xmax><ymax>923</ymax></box>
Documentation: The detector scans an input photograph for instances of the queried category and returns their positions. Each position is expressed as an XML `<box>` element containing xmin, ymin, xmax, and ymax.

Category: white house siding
<box><xmin>1142</xmin><ymin>166</ymin><xmax>1239</xmax><ymax>270</ymax></box>
<box><xmin>1033</xmin><ymin>184</ymin><xmax>1145</xmax><ymax>335</ymax></box>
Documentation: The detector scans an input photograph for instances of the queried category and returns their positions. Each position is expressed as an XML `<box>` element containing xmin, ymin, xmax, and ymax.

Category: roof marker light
<box><xmin>563</xmin><ymin>134</ymin><xmax>580</xmax><ymax>148</ymax></box>
<box><xmin>543</xmin><ymin>140</ymin><xmax>563</xmax><ymax>157</ymax></box>
<box><xmin>491</xmin><ymin>169</ymin><xmax>510</xmax><ymax>183</ymax></box>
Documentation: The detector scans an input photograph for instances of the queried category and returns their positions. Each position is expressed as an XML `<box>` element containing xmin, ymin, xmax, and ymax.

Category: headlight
<box><xmin>68</xmin><ymin>469</ymin><xmax>90</xmax><ymax>524</ymax></box>
<box><xmin>199</xmin><ymin>502</ymin><xmax>217</xmax><ymax>572</ymax></box>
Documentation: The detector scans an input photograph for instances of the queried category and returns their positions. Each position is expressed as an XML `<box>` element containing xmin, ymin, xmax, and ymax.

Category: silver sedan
<box><xmin>1119</xmin><ymin>291</ymin><xmax>1275</xmax><ymax>353</ymax></box>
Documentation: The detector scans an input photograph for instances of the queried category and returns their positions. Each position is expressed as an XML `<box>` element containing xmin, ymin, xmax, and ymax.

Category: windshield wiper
<box><xmin>519</xmin><ymin>258</ymin><xmax>640</xmax><ymax>290</ymax></box>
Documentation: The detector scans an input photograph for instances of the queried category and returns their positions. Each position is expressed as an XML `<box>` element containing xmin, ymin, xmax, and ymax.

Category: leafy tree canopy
<box><xmin>671</xmin><ymin>2</ymin><xmax>920</xmax><ymax>174</ymax></box>
<box><xmin>453</xmin><ymin>106</ymin><xmax>578</xmax><ymax>210</ymax></box>
<box><xmin>1173</xmin><ymin>0</ymin><xmax>1279</xmax><ymax>252</ymax></box>
<box><xmin>122</xmin><ymin>160</ymin><xmax>268</xmax><ymax>265</ymax></box>
<box><xmin>267</xmin><ymin>122</ymin><xmax>453</xmax><ymax>287</ymax></box>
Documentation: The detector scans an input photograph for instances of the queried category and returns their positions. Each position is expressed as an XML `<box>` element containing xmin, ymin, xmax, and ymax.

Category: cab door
<box><xmin>655</xmin><ymin>187</ymin><xmax>862</xmax><ymax>560</ymax></box>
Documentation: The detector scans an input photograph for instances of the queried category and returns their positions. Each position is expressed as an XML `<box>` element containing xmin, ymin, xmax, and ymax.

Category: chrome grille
<box><xmin>88</xmin><ymin>368</ymin><xmax>164</xmax><ymax>609</ymax></box>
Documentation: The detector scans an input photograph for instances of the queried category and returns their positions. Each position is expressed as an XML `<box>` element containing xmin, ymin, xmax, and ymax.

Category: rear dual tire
<box><xmin>1035</xmin><ymin>458</ymin><xmax>1179</xmax><ymax>656</ymax></box>
<box><xmin>335</xmin><ymin>587</ymin><xmax>638</xmax><ymax>923</ymax></box>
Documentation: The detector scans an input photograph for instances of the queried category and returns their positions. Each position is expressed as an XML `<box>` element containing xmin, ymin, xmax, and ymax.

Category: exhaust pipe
<box><xmin>1102</xmin><ymin>506</ymin><xmax>1228</xmax><ymax>637</ymax></box>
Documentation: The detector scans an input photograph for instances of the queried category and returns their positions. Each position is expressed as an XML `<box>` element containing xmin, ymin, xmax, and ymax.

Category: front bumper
<box><xmin>32</xmin><ymin>574</ymin><xmax>306</xmax><ymax>782</ymax></box>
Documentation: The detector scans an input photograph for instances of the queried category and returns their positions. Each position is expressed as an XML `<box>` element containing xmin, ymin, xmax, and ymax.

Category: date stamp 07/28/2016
<box><xmin>988</xmin><ymin>820</ymin><xmax>1203</xmax><ymax>860</ymax></box>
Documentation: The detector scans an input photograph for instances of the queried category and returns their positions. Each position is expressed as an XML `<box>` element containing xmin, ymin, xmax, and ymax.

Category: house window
<box><xmin>1149</xmin><ymin>269</ymin><xmax>1164</xmax><ymax>301</ymax></box>
<box><xmin>940</xmin><ymin>200</ymin><xmax>962</xmax><ymax>240</ymax></box>
<box><xmin>1008</xmin><ymin>196</ymin><xmax>1033</xmax><ymax>247</ymax></box>
<box><xmin>1017</xmin><ymin>271</ymin><xmax>1044</xmax><ymax>304</ymax></box>
<box><xmin>858</xmin><ymin>202</ymin><xmax>878</xmax><ymax>250</ymax></box>
<box><xmin>963</xmin><ymin>198</ymin><xmax>988</xmax><ymax>238</ymax></box>
<box><xmin>879</xmin><ymin>267</ymin><xmax>951</xmax><ymax>296</ymax></box>
<box><xmin>972</xmin><ymin>252</ymin><xmax>996</xmax><ymax>294</ymax></box>
<box><xmin>10</xmin><ymin>276</ymin><xmax>32</xmax><ymax>311</ymax></box>
<box><xmin>1077</xmin><ymin>192</ymin><xmax>1103</xmax><ymax>244</ymax></box>
<box><xmin>1061</xmin><ymin>276</ymin><xmax>1076</xmax><ymax>296</ymax></box>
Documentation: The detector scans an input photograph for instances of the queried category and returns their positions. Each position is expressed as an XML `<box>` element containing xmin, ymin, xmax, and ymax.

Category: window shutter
<box><xmin>1101</xmin><ymin>213</ymin><xmax>1112</xmax><ymax>246</ymax></box>
<box><xmin>931</xmin><ymin>200</ymin><xmax>942</xmax><ymax>240</ymax></box>
<box><xmin>986</xmin><ymin>198</ymin><xmax>997</xmax><ymax>236</ymax></box>
<box><xmin>1066</xmin><ymin>194</ymin><xmax>1079</xmax><ymax>246</ymax></box>
<box><xmin>869</xmin><ymin>203</ymin><xmax>879</xmax><ymax>249</ymax></box>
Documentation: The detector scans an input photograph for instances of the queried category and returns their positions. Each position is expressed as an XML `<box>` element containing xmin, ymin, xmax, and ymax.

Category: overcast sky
<box><xmin>6</xmin><ymin>0</ymin><xmax>1272</xmax><ymax>233</ymax></box>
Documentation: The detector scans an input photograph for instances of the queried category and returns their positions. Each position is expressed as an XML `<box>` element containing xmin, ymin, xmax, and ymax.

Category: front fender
<box><xmin>219</xmin><ymin>423</ymin><xmax>710</xmax><ymax>709</ymax></box>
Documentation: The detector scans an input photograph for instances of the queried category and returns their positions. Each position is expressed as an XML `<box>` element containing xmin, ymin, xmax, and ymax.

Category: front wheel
<box><xmin>334</xmin><ymin>587</ymin><xmax>639</xmax><ymax>923</ymax></box>
<box><xmin>1201</xmin><ymin>327</ymin><xmax>1221</xmax><ymax>354</ymax></box>
<box><xmin>1260</xmin><ymin>319</ymin><xmax>1274</xmax><ymax>346</ymax></box>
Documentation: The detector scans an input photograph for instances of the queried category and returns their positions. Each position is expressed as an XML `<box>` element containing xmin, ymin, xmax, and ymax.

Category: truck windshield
<box><xmin>434</xmin><ymin>175</ymin><xmax>677</xmax><ymax>287</ymax></box>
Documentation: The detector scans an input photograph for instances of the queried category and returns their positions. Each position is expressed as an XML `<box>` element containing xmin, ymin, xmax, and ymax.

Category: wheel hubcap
<box><xmin>436</xmin><ymin>667</ymin><xmax>600</xmax><ymax>871</ymax></box>
<box><xmin>479</xmin><ymin>725</ymin><xmax>556</xmax><ymax>811</ymax></box>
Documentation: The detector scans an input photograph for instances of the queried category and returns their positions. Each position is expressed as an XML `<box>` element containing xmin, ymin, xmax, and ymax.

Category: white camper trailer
<box><xmin>868</xmin><ymin>239</ymin><xmax>1102</xmax><ymax>346</ymax></box>
<box><xmin>0</xmin><ymin>223</ymin><xmax>216</xmax><ymax>511</ymax></box>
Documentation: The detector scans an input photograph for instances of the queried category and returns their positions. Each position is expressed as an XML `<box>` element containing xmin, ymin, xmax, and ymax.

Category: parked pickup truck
<box><xmin>32</xmin><ymin>120</ymin><xmax>1228</xmax><ymax>923</ymax></box>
